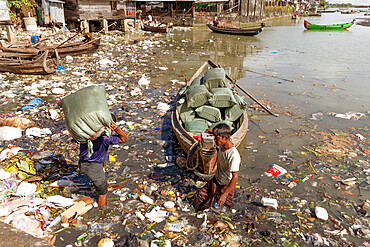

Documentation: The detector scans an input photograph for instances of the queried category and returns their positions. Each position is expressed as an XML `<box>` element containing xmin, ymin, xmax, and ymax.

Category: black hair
<box><xmin>111</xmin><ymin>113</ymin><xmax>117</xmax><ymax>122</ymax></box>
<box><xmin>212</xmin><ymin>123</ymin><xmax>231</xmax><ymax>138</ymax></box>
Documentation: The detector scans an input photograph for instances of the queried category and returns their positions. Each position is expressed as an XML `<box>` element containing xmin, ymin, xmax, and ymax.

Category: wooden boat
<box><xmin>0</xmin><ymin>38</ymin><xmax>101</xmax><ymax>57</ymax></box>
<box><xmin>171</xmin><ymin>61</ymin><xmax>248</xmax><ymax>179</ymax></box>
<box><xmin>142</xmin><ymin>24</ymin><xmax>173</xmax><ymax>33</ymax></box>
<box><xmin>304</xmin><ymin>20</ymin><xmax>355</xmax><ymax>30</ymax></box>
<box><xmin>308</xmin><ymin>13</ymin><xmax>322</xmax><ymax>17</ymax></box>
<box><xmin>0</xmin><ymin>50</ymin><xmax>59</xmax><ymax>75</ymax></box>
<box><xmin>206</xmin><ymin>23</ymin><xmax>264</xmax><ymax>36</ymax></box>
<box><xmin>341</xmin><ymin>10</ymin><xmax>358</xmax><ymax>14</ymax></box>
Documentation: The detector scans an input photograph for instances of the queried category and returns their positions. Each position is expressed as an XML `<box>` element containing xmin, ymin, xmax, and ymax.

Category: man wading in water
<box><xmin>194</xmin><ymin>123</ymin><xmax>241</xmax><ymax>211</ymax></box>
<box><xmin>79</xmin><ymin>116</ymin><xmax>128</xmax><ymax>206</ymax></box>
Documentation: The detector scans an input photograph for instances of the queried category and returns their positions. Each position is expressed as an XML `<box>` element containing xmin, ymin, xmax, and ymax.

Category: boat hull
<box><xmin>206</xmin><ymin>23</ymin><xmax>263</xmax><ymax>36</ymax></box>
<box><xmin>304</xmin><ymin>20</ymin><xmax>354</xmax><ymax>30</ymax></box>
<box><xmin>171</xmin><ymin>86</ymin><xmax>248</xmax><ymax>179</ymax></box>
<box><xmin>142</xmin><ymin>24</ymin><xmax>172</xmax><ymax>33</ymax></box>
<box><xmin>0</xmin><ymin>39</ymin><xmax>101</xmax><ymax>57</ymax></box>
<box><xmin>0</xmin><ymin>50</ymin><xmax>59</xmax><ymax>75</ymax></box>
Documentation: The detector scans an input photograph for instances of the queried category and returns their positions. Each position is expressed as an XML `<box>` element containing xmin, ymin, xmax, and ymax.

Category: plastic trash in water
<box><xmin>55</xmin><ymin>66</ymin><xmax>65</xmax><ymax>72</ymax></box>
<box><xmin>139</xmin><ymin>194</ymin><xmax>154</xmax><ymax>204</ymax></box>
<box><xmin>265</xmin><ymin>164</ymin><xmax>287</xmax><ymax>177</ymax></box>
<box><xmin>138</xmin><ymin>75</ymin><xmax>150</xmax><ymax>88</ymax></box>
<box><xmin>261</xmin><ymin>197</ymin><xmax>278</xmax><ymax>209</ymax></box>
<box><xmin>315</xmin><ymin>206</ymin><xmax>329</xmax><ymax>221</ymax></box>
<box><xmin>22</xmin><ymin>98</ymin><xmax>43</xmax><ymax>111</ymax></box>
<box><xmin>0</xmin><ymin>145</ymin><xmax>22</xmax><ymax>161</ymax></box>
<box><xmin>164</xmin><ymin>221</ymin><xmax>183</xmax><ymax>232</ymax></box>
<box><xmin>30</xmin><ymin>35</ymin><xmax>39</xmax><ymax>43</ymax></box>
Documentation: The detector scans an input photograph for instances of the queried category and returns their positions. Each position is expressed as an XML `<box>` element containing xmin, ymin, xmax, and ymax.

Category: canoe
<box><xmin>206</xmin><ymin>23</ymin><xmax>264</xmax><ymax>36</ymax></box>
<box><xmin>142</xmin><ymin>24</ymin><xmax>173</xmax><ymax>33</ymax></box>
<box><xmin>0</xmin><ymin>38</ymin><xmax>101</xmax><ymax>57</ymax></box>
<box><xmin>0</xmin><ymin>50</ymin><xmax>59</xmax><ymax>75</ymax></box>
<box><xmin>171</xmin><ymin>61</ymin><xmax>248</xmax><ymax>179</ymax></box>
<box><xmin>341</xmin><ymin>10</ymin><xmax>358</xmax><ymax>14</ymax></box>
<box><xmin>304</xmin><ymin>20</ymin><xmax>355</xmax><ymax>30</ymax></box>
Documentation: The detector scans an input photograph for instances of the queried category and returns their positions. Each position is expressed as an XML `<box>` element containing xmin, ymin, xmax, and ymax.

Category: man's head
<box><xmin>212</xmin><ymin>123</ymin><xmax>231</xmax><ymax>146</ymax></box>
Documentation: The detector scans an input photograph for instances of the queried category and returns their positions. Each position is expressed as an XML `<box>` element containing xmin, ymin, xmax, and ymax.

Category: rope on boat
<box><xmin>186</xmin><ymin>142</ymin><xmax>199</xmax><ymax>170</ymax></box>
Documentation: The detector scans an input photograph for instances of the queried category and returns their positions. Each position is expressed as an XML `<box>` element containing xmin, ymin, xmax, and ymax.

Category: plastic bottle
<box><xmin>261</xmin><ymin>197</ymin><xmax>278</xmax><ymax>209</ymax></box>
<box><xmin>139</xmin><ymin>194</ymin><xmax>154</xmax><ymax>204</ymax></box>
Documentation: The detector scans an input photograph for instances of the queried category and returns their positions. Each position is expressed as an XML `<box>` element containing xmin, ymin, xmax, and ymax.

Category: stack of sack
<box><xmin>176</xmin><ymin>68</ymin><xmax>247</xmax><ymax>133</ymax></box>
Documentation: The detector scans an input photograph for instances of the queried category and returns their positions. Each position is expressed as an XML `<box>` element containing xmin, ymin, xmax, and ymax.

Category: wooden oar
<box><xmin>53</xmin><ymin>27</ymin><xmax>86</xmax><ymax>50</ymax></box>
<box><xmin>207</xmin><ymin>60</ymin><xmax>279</xmax><ymax>117</ymax></box>
<box><xmin>187</xmin><ymin>61</ymin><xmax>208</xmax><ymax>86</ymax></box>
<box><xmin>245</xmin><ymin>68</ymin><xmax>294</xmax><ymax>82</ymax></box>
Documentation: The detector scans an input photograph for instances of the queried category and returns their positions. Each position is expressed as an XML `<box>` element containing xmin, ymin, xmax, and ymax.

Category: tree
<box><xmin>319</xmin><ymin>0</ymin><xmax>327</xmax><ymax>8</ymax></box>
<box><xmin>7</xmin><ymin>0</ymin><xmax>35</xmax><ymax>20</ymax></box>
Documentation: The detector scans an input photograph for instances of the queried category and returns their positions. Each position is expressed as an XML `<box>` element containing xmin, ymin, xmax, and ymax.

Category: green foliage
<box><xmin>8</xmin><ymin>0</ymin><xmax>33</xmax><ymax>9</ymax></box>
<box><xmin>319</xmin><ymin>0</ymin><xmax>327</xmax><ymax>7</ymax></box>
<box><xmin>8</xmin><ymin>0</ymin><xmax>35</xmax><ymax>20</ymax></box>
<box><xmin>9</xmin><ymin>12</ymin><xmax>16</xmax><ymax>20</ymax></box>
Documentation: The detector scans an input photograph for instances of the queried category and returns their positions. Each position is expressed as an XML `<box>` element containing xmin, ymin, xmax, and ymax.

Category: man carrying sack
<box><xmin>61</xmin><ymin>85</ymin><xmax>128</xmax><ymax>206</ymax></box>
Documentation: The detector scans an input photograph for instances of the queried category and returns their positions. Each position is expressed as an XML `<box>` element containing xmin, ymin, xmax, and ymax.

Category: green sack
<box><xmin>203</xmin><ymin>68</ymin><xmax>230</xmax><ymax>90</ymax></box>
<box><xmin>209</xmin><ymin>88</ymin><xmax>237</xmax><ymax>108</ymax></box>
<box><xmin>61</xmin><ymin>85</ymin><xmax>112</xmax><ymax>157</ymax></box>
<box><xmin>224</xmin><ymin>94</ymin><xmax>247</xmax><ymax>122</ymax></box>
<box><xmin>186</xmin><ymin>85</ymin><xmax>210</xmax><ymax>108</ymax></box>
<box><xmin>177</xmin><ymin>98</ymin><xmax>195</xmax><ymax>122</ymax></box>
<box><xmin>185</xmin><ymin>119</ymin><xmax>209</xmax><ymax>133</ymax></box>
<box><xmin>210</xmin><ymin>120</ymin><xmax>235</xmax><ymax>132</ymax></box>
<box><xmin>195</xmin><ymin>105</ymin><xmax>221</xmax><ymax>122</ymax></box>
<box><xmin>189</xmin><ymin>77</ymin><xmax>203</xmax><ymax>88</ymax></box>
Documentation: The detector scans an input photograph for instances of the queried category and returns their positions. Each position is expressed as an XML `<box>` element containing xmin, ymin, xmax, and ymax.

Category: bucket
<box><xmin>23</xmin><ymin>17</ymin><xmax>38</xmax><ymax>31</ymax></box>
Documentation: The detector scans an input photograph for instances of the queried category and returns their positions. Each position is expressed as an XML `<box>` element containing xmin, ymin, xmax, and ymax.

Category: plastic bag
<box><xmin>0</xmin><ymin>126</ymin><xmax>22</xmax><ymax>141</ymax></box>
<box><xmin>115</xmin><ymin>233</ymin><xmax>139</xmax><ymax>247</ymax></box>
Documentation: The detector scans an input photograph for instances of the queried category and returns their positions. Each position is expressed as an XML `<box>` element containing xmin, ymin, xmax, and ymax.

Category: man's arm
<box><xmin>110</xmin><ymin>122</ymin><xmax>128</xmax><ymax>143</ymax></box>
<box><xmin>218</xmin><ymin>171</ymin><xmax>238</xmax><ymax>206</ymax></box>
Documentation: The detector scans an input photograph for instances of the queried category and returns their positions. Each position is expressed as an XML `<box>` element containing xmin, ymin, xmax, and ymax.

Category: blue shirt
<box><xmin>79</xmin><ymin>135</ymin><xmax>121</xmax><ymax>163</ymax></box>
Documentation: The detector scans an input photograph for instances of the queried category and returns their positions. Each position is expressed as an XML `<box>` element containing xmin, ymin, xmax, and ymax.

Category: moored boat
<box><xmin>0</xmin><ymin>38</ymin><xmax>101</xmax><ymax>57</ymax></box>
<box><xmin>142</xmin><ymin>23</ymin><xmax>173</xmax><ymax>33</ymax></box>
<box><xmin>0</xmin><ymin>50</ymin><xmax>59</xmax><ymax>75</ymax></box>
<box><xmin>171</xmin><ymin>61</ymin><xmax>248</xmax><ymax>179</ymax></box>
<box><xmin>304</xmin><ymin>20</ymin><xmax>355</xmax><ymax>30</ymax></box>
<box><xmin>206</xmin><ymin>23</ymin><xmax>264</xmax><ymax>36</ymax></box>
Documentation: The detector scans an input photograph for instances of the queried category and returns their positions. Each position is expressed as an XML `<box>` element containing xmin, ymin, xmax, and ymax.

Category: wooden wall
<box><xmin>64</xmin><ymin>0</ymin><xmax>125</xmax><ymax>21</ymax></box>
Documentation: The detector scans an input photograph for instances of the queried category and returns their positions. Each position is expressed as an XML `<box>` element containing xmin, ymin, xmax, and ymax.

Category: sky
<box><xmin>327</xmin><ymin>0</ymin><xmax>370</xmax><ymax>5</ymax></box>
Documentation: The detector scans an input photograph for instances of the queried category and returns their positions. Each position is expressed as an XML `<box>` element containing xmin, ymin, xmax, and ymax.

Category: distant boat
<box><xmin>142</xmin><ymin>24</ymin><xmax>173</xmax><ymax>33</ymax></box>
<box><xmin>206</xmin><ymin>23</ymin><xmax>264</xmax><ymax>36</ymax></box>
<box><xmin>341</xmin><ymin>10</ymin><xmax>358</xmax><ymax>14</ymax></box>
<box><xmin>304</xmin><ymin>20</ymin><xmax>355</xmax><ymax>30</ymax></box>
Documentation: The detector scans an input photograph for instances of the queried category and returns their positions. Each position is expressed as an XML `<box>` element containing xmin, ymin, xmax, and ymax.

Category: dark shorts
<box><xmin>193</xmin><ymin>177</ymin><xmax>235</xmax><ymax>212</ymax></box>
<box><xmin>79</xmin><ymin>160</ymin><xmax>108</xmax><ymax>195</ymax></box>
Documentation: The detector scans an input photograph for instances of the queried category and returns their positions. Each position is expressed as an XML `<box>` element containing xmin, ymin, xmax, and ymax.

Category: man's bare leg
<box><xmin>98</xmin><ymin>193</ymin><xmax>107</xmax><ymax>206</ymax></box>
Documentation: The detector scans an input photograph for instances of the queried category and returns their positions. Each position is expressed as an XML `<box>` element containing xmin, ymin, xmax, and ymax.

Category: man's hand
<box><xmin>109</xmin><ymin>122</ymin><xmax>118</xmax><ymax>131</ymax></box>
<box><xmin>218</xmin><ymin>192</ymin><xmax>227</xmax><ymax>206</ymax></box>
